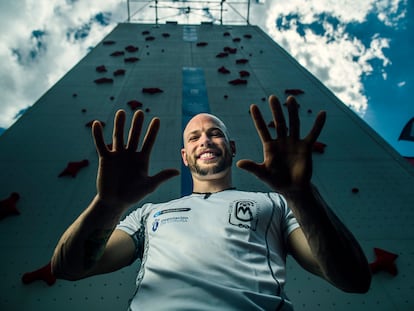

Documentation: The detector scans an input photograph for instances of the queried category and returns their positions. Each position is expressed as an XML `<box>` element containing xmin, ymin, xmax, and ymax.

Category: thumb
<box><xmin>236</xmin><ymin>159</ymin><xmax>262</xmax><ymax>176</ymax></box>
<box><xmin>151</xmin><ymin>169</ymin><xmax>180</xmax><ymax>187</ymax></box>
<box><xmin>237</xmin><ymin>160</ymin><xmax>272</xmax><ymax>187</ymax></box>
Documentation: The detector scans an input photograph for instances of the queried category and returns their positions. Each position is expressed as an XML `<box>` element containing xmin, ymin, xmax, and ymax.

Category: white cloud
<box><xmin>0</xmin><ymin>0</ymin><xmax>126</xmax><ymax>128</ymax></box>
<box><xmin>263</xmin><ymin>18</ymin><xmax>367</xmax><ymax>113</ymax></box>
<box><xmin>0</xmin><ymin>0</ymin><xmax>408</xmax><ymax>128</ymax></box>
<box><xmin>264</xmin><ymin>0</ymin><xmax>374</xmax><ymax>24</ymax></box>
<box><xmin>259</xmin><ymin>0</ymin><xmax>406</xmax><ymax>115</ymax></box>
<box><xmin>375</xmin><ymin>0</ymin><xmax>407</xmax><ymax>27</ymax></box>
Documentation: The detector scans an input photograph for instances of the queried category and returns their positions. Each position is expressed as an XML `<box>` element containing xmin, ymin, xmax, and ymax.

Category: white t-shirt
<box><xmin>117</xmin><ymin>190</ymin><xmax>299</xmax><ymax>310</ymax></box>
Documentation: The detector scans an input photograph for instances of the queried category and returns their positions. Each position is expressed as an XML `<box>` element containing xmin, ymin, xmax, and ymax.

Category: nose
<box><xmin>199</xmin><ymin>133</ymin><xmax>212</xmax><ymax>147</ymax></box>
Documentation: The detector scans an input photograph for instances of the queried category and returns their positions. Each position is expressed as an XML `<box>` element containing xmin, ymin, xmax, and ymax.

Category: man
<box><xmin>51</xmin><ymin>95</ymin><xmax>371</xmax><ymax>310</ymax></box>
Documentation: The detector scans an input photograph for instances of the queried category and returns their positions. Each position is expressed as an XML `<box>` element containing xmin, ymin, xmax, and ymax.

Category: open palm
<box><xmin>92</xmin><ymin>110</ymin><xmax>179</xmax><ymax>208</ymax></box>
<box><xmin>237</xmin><ymin>96</ymin><xmax>326</xmax><ymax>192</ymax></box>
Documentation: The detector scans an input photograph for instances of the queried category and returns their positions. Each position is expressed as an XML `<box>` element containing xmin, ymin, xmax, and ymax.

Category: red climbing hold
<box><xmin>370</xmin><ymin>247</ymin><xmax>399</xmax><ymax>276</ymax></box>
<box><xmin>110</xmin><ymin>51</ymin><xmax>125</xmax><ymax>57</ymax></box>
<box><xmin>218</xmin><ymin>66</ymin><xmax>230</xmax><ymax>74</ymax></box>
<box><xmin>0</xmin><ymin>192</ymin><xmax>20</xmax><ymax>220</ymax></box>
<box><xmin>236</xmin><ymin>58</ymin><xmax>249</xmax><ymax>64</ymax></box>
<box><xmin>58</xmin><ymin>160</ymin><xmax>89</xmax><ymax>178</ymax></box>
<box><xmin>113</xmin><ymin>69</ymin><xmax>126</xmax><ymax>76</ymax></box>
<box><xmin>103</xmin><ymin>40</ymin><xmax>116</xmax><ymax>45</ymax></box>
<box><xmin>223</xmin><ymin>47</ymin><xmax>237</xmax><ymax>54</ymax></box>
<box><xmin>228</xmin><ymin>79</ymin><xmax>247</xmax><ymax>85</ymax></box>
<box><xmin>239</xmin><ymin>70</ymin><xmax>250</xmax><ymax>78</ymax></box>
<box><xmin>128</xmin><ymin>100</ymin><xmax>143</xmax><ymax>110</ymax></box>
<box><xmin>125</xmin><ymin>45</ymin><xmax>139</xmax><ymax>53</ymax></box>
<box><xmin>312</xmin><ymin>141</ymin><xmax>327</xmax><ymax>153</ymax></box>
<box><xmin>94</xmin><ymin>77</ymin><xmax>113</xmax><ymax>84</ymax></box>
<box><xmin>124</xmin><ymin>57</ymin><xmax>139</xmax><ymax>63</ymax></box>
<box><xmin>216</xmin><ymin>52</ymin><xmax>229</xmax><ymax>58</ymax></box>
<box><xmin>142</xmin><ymin>87</ymin><xmax>163</xmax><ymax>94</ymax></box>
<box><xmin>96</xmin><ymin>65</ymin><xmax>107</xmax><ymax>73</ymax></box>
<box><xmin>22</xmin><ymin>262</ymin><xmax>56</xmax><ymax>286</ymax></box>
<box><xmin>285</xmin><ymin>89</ymin><xmax>305</xmax><ymax>95</ymax></box>
<box><xmin>196</xmin><ymin>42</ymin><xmax>208</xmax><ymax>47</ymax></box>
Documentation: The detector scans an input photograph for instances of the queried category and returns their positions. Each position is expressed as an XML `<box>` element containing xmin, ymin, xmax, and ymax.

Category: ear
<box><xmin>230</xmin><ymin>140</ymin><xmax>236</xmax><ymax>156</ymax></box>
<box><xmin>181</xmin><ymin>148</ymin><xmax>189</xmax><ymax>166</ymax></box>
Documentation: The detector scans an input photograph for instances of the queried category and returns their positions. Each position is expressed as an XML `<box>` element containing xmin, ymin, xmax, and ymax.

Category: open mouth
<box><xmin>199</xmin><ymin>152</ymin><xmax>216</xmax><ymax>160</ymax></box>
<box><xmin>197</xmin><ymin>150</ymin><xmax>221</xmax><ymax>161</ymax></box>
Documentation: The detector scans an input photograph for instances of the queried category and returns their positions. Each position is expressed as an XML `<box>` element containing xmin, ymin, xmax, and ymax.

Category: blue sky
<box><xmin>0</xmin><ymin>0</ymin><xmax>412</xmax><ymax>156</ymax></box>
<box><xmin>361</xmin><ymin>3</ymin><xmax>413</xmax><ymax>154</ymax></box>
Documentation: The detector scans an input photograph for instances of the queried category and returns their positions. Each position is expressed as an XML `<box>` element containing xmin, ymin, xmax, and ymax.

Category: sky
<box><xmin>0</xmin><ymin>0</ymin><xmax>412</xmax><ymax>156</ymax></box>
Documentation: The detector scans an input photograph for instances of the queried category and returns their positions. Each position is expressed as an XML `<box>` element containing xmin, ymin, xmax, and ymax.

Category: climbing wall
<box><xmin>0</xmin><ymin>23</ymin><xmax>413</xmax><ymax>311</ymax></box>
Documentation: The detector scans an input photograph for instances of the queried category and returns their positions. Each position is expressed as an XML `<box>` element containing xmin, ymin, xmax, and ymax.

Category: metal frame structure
<box><xmin>126</xmin><ymin>0</ymin><xmax>253</xmax><ymax>25</ymax></box>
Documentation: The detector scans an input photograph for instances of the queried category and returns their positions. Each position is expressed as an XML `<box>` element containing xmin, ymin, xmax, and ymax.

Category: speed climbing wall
<box><xmin>0</xmin><ymin>23</ymin><xmax>413</xmax><ymax>311</ymax></box>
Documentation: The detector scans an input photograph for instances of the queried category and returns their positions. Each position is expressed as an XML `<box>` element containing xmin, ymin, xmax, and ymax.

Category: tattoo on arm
<box><xmin>83</xmin><ymin>229</ymin><xmax>113</xmax><ymax>270</ymax></box>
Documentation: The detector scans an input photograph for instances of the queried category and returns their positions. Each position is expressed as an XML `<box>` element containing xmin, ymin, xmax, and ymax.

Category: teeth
<box><xmin>200</xmin><ymin>152</ymin><xmax>215</xmax><ymax>159</ymax></box>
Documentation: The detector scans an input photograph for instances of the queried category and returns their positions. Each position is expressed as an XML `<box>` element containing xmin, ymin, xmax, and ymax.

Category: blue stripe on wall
<box><xmin>182</xmin><ymin>25</ymin><xmax>198</xmax><ymax>42</ymax></box>
<box><xmin>181</xmin><ymin>67</ymin><xmax>210</xmax><ymax>196</ymax></box>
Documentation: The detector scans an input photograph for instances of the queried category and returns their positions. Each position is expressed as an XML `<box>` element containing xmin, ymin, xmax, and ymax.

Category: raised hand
<box><xmin>237</xmin><ymin>95</ymin><xmax>326</xmax><ymax>192</ymax></box>
<box><xmin>92</xmin><ymin>110</ymin><xmax>179</xmax><ymax>208</ymax></box>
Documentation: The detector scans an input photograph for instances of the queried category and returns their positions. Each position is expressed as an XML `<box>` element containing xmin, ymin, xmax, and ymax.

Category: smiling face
<box><xmin>181</xmin><ymin>114</ymin><xmax>235</xmax><ymax>180</ymax></box>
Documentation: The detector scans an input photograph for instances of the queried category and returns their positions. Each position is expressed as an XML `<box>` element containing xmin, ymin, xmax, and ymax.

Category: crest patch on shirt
<box><xmin>151</xmin><ymin>208</ymin><xmax>191</xmax><ymax>232</ymax></box>
<box><xmin>228</xmin><ymin>200</ymin><xmax>259</xmax><ymax>231</ymax></box>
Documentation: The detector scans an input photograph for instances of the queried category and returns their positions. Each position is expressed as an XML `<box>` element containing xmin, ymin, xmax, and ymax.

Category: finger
<box><xmin>269</xmin><ymin>95</ymin><xmax>287</xmax><ymax>138</ymax></box>
<box><xmin>250</xmin><ymin>104</ymin><xmax>272</xmax><ymax>143</ymax></box>
<box><xmin>140</xmin><ymin>117</ymin><xmax>160</xmax><ymax>156</ymax></box>
<box><xmin>113</xmin><ymin>110</ymin><xmax>126</xmax><ymax>151</ymax></box>
<box><xmin>286</xmin><ymin>96</ymin><xmax>300</xmax><ymax>139</ymax></box>
<box><xmin>126</xmin><ymin>110</ymin><xmax>144</xmax><ymax>152</ymax></box>
<box><xmin>92</xmin><ymin>121</ymin><xmax>109</xmax><ymax>157</ymax></box>
<box><xmin>236</xmin><ymin>159</ymin><xmax>263</xmax><ymax>176</ymax></box>
<box><xmin>150</xmin><ymin>169</ymin><xmax>180</xmax><ymax>189</ymax></box>
<box><xmin>305</xmin><ymin>111</ymin><xmax>327</xmax><ymax>144</ymax></box>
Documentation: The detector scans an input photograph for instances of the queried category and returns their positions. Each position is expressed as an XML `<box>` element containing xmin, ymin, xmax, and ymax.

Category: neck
<box><xmin>192</xmin><ymin>171</ymin><xmax>233</xmax><ymax>194</ymax></box>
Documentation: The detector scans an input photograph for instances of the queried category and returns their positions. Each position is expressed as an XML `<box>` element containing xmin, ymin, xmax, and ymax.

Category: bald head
<box><xmin>181</xmin><ymin>113</ymin><xmax>235</xmax><ymax>183</ymax></box>
<box><xmin>183</xmin><ymin>113</ymin><xmax>230</xmax><ymax>146</ymax></box>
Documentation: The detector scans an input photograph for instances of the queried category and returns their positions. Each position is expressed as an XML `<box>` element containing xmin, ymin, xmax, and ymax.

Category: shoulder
<box><xmin>231</xmin><ymin>190</ymin><xmax>284</xmax><ymax>202</ymax></box>
<box><xmin>118</xmin><ymin>195</ymin><xmax>195</xmax><ymax>228</ymax></box>
<box><xmin>231</xmin><ymin>190</ymin><xmax>291</xmax><ymax>217</ymax></box>
<box><xmin>220</xmin><ymin>190</ymin><xmax>287</xmax><ymax>212</ymax></box>
<box><xmin>146</xmin><ymin>194</ymin><xmax>196</xmax><ymax>209</ymax></box>
<box><xmin>128</xmin><ymin>195</ymin><xmax>197</xmax><ymax>217</ymax></box>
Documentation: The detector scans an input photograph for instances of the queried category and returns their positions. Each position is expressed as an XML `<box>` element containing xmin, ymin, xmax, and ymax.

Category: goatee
<box><xmin>187</xmin><ymin>152</ymin><xmax>232</xmax><ymax>176</ymax></box>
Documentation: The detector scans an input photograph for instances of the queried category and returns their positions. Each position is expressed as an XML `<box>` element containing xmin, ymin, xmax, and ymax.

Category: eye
<box><xmin>210</xmin><ymin>129</ymin><xmax>224</xmax><ymax>137</ymax></box>
<box><xmin>188</xmin><ymin>135</ymin><xmax>199</xmax><ymax>142</ymax></box>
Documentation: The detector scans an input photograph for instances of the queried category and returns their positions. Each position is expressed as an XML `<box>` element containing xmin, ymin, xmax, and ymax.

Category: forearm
<box><xmin>51</xmin><ymin>195</ymin><xmax>129</xmax><ymax>280</ymax></box>
<box><xmin>282</xmin><ymin>184</ymin><xmax>371</xmax><ymax>293</ymax></box>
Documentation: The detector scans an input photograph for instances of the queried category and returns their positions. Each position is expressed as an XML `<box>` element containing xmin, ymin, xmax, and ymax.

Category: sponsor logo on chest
<box><xmin>228</xmin><ymin>200</ymin><xmax>259</xmax><ymax>231</ymax></box>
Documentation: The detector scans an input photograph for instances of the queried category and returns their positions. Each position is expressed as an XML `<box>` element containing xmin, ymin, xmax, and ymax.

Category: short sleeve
<box><xmin>116</xmin><ymin>206</ymin><xmax>145</xmax><ymax>235</ymax></box>
<box><xmin>116</xmin><ymin>204</ymin><xmax>150</xmax><ymax>262</ymax></box>
<box><xmin>269</xmin><ymin>193</ymin><xmax>300</xmax><ymax>242</ymax></box>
